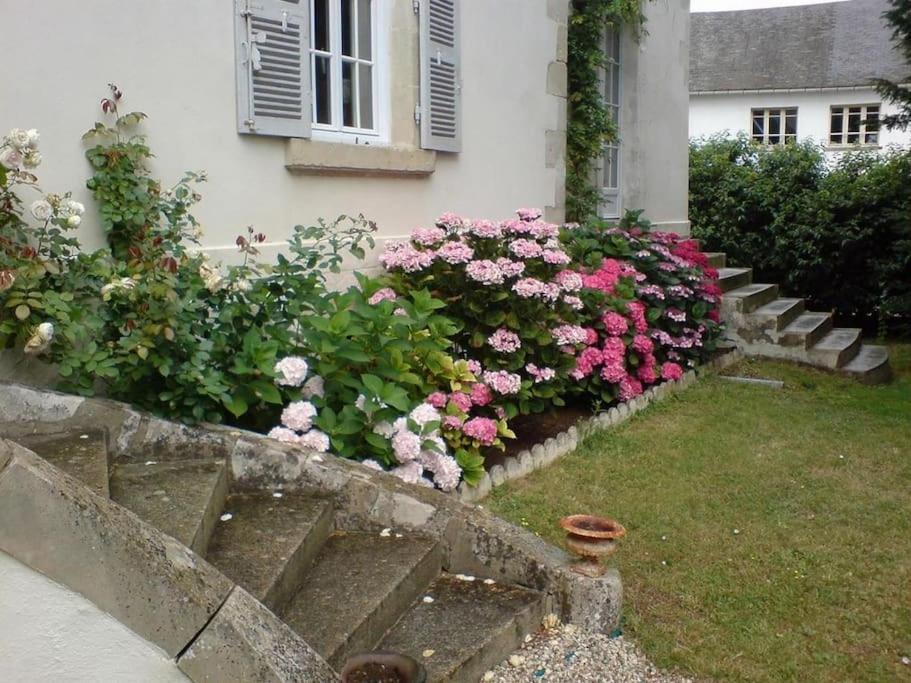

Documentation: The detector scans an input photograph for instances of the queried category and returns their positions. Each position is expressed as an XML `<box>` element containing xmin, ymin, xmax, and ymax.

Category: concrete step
<box><xmin>718</xmin><ymin>267</ymin><xmax>752</xmax><ymax>293</ymax></box>
<box><xmin>722</xmin><ymin>283</ymin><xmax>779</xmax><ymax>314</ymax></box>
<box><xmin>780</xmin><ymin>312</ymin><xmax>833</xmax><ymax>349</ymax></box>
<box><xmin>14</xmin><ymin>429</ymin><xmax>110</xmax><ymax>498</ymax></box>
<box><xmin>704</xmin><ymin>252</ymin><xmax>727</xmax><ymax>269</ymax></box>
<box><xmin>282</xmin><ymin>530</ymin><xmax>441</xmax><ymax>669</ymax></box>
<box><xmin>748</xmin><ymin>298</ymin><xmax>805</xmax><ymax>332</ymax></box>
<box><xmin>110</xmin><ymin>460</ymin><xmax>228</xmax><ymax>555</ymax></box>
<box><xmin>205</xmin><ymin>492</ymin><xmax>334</xmax><ymax>612</ymax></box>
<box><xmin>807</xmin><ymin>328</ymin><xmax>863</xmax><ymax>369</ymax></box>
<box><xmin>841</xmin><ymin>344</ymin><xmax>892</xmax><ymax>385</ymax></box>
<box><xmin>379</xmin><ymin>573</ymin><xmax>547</xmax><ymax>683</ymax></box>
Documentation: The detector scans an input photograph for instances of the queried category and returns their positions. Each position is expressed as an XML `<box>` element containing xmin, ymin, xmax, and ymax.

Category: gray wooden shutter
<box><xmin>235</xmin><ymin>0</ymin><xmax>311</xmax><ymax>138</ymax></box>
<box><xmin>419</xmin><ymin>0</ymin><xmax>461</xmax><ymax>152</ymax></box>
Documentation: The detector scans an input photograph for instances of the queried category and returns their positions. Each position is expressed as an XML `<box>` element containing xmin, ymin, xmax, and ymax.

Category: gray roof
<box><xmin>690</xmin><ymin>0</ymin><xmax>909</xmax><ymax>92</ymax></box>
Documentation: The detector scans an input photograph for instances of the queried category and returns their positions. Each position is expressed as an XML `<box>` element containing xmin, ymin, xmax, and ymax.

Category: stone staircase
<box><xmin>704</xmin><ymin>252</ymin><xmax>892</xmax><ymax>384</ymax></box>
<box><xmin>11</xmin><ymin>428</ymin><xmax>547</xmax><ymax>682</ymax></box>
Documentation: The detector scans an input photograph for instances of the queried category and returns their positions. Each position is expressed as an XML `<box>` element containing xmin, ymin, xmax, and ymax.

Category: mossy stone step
<box><xmin>205</xmin><ymin>492</ymin><xmax>334</xmax><ymax>611</ymax></box>
<box><xmin>110</xmin><ymin>460</ymin><xmax>228</xmax><ymax>555</ymax></box>
<box><xmin>14</xmin><ymin>429</ymin><xmax>110</xmax><ymax>498</ymax></box>
<box><xmin>379</xmin><ymin>573</ymin><xmax>546</xmax><ymax>683</ymax></box>
<box><xmin>282</xmin><ymin>530</ymin><xmax>441</xmax><ymax>669</ymax></box>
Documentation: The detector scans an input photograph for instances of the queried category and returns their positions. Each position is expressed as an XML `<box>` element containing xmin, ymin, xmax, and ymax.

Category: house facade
<box><xmin>2</xmin><ymin>0</ymin><xmax>691</xmax><ymax>275</ymax></box>
<box><xmin>689</xmin><ymin>0</ymin><xmax>910</xmax><ymax>155</ymax></box>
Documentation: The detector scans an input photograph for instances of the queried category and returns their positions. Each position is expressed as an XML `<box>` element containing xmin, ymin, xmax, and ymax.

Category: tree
<box><xmin>874</xmin><ymin>0</ymin><xmax>911</xmax><ymax>130</ymax></box>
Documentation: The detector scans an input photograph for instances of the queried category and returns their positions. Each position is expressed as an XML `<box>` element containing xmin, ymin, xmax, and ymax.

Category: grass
<box><xmin>489</xmin><ymin>345</ymin><xmax>911</xmax><ymax>682</ymax></box>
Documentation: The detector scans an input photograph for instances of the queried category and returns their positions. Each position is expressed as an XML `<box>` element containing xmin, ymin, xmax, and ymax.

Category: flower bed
<box><xmin>1</xmin><ymin>111</ymin><xmax>722</xmax><ymax>495</ymax></box>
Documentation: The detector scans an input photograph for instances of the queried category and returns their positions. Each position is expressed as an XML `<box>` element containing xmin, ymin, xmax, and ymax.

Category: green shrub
<box><xmin>689</xmin><ymin>134</ymin><xmax>911</xmax><ymax>331</ymax></box>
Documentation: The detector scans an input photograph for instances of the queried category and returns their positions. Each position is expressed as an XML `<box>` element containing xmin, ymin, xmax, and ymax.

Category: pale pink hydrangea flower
<box><xmin>487</xmin><ymin>328</ymin><xmax>522</xmax><ymax>353</ymax></box>
<box><xmin>426</xmin><ymin>452</ymin><xmax>461</xmax><ymax>491</ymax></box>
<box><xmin>409</xmin><ymin>403</ymin><xmax>441</xmax><ymax>427</ymax></box>
<box><xmin>512</xmin><ymin>277</ymin><xmax>546</xmax><ymax>298</ymax></box>
<box><xmin>466</xmin><ymin>359</ymin><xmax>483</xmax><ymax>375</ymax></box>
<box><xmin>516</xmin><ymin>208</ymin><xmax>543</xmax><ymax>221</ymax></box>
<box><xmin>281</xmin><ymin>401</ymin><xmax>317</xmax><ymax>432</ymax></box>
<box><xmin>368</xmin><ymin>288</ymin><xmax>398</xmax><ymax>304</ymax></box>
<box><xmin>542</xmin><ymin>249</ymin><xmax>571</xmax><ymax>265</ymax></box>
<box><xmin>274</xmin><ymin>356</ymin><xmax>309</xmax><ymax>387</ymax></box>
<box><xmin>555</xmin><ymin>270</ymin><xmax>583</xmax><ymax>292</ymax></box>
<box><xmin>392</xmin><ymin>430</ymin><xmax>422</xmax><ymax>463</ymax></box>
<box><xmin>551</xmin><ymin>324</ymin><xmax>588</xmax><ymax>346</ymax></box>
<box><xmin>442</xmin><ymin>415</ymin><xmax>463</xmax><ymax>430</ymax></box>
<box><xmin>437</xmin><ymin>240</ymin><xmax>475</xmax><ymax>264</ymax></box>
<box><xmin>466</xmin><ymin>259</ymin><xmax>504</xmax><ymax>285</ymax></box>
<box><xmin>448</xmin><ymin>392</ymin><xmax>473</xmax><ymax>412</ymax></box>
<box><xmin>426</xmin><ymin>392</ymin><xmax>448</xmax><ymax>408</ymax></box>
<box><xmin>268</xmin><ymin>426</ymin><xmax>300</xmax><ymax>444</ymax></box>
<box><xmin>469</xmin><ymin>219</ymin><xmax>503</xmax><ymax>239</ymax></box>
<box><xmin>495</xmin><ymin>258</ymin><xmax>526</xmax><ymax>278</ymax></box>
<box><xmin>666</xmin><ymin>308</ymin><xmax>687</xmax><ymax>323</ymax></box>
<box><xmin>436</xmin><ymin>213</ymin><xmax>465</xmax><ymax>230</ymax></box>
<box><xmin>391</xmin><ymin>460</ymin><xmax>428</xmax><ymax>486</ymax></box>
<box><xmin>411</xmin><ymin>227</ymin><xmax>446</xmax><ymax>246</ymax></box>
<box><xmin>299</xmin><ymin>429</ymin><xmax>330</xmax><ymax>452</ymax></box>
<box><xmin>482</xmin><ymin>370</ymin><xmax>522</xmax><ymax>395</ymax></box>
<box><xmin>380</xmin><ymin>242</ymin><xmax>435</xmax><ymax>272</ymax></box>
<box><xmin>525</xmin><ymin>364</ymin><xmax>556</xmax><ymax>383</ymax></box>
<box><xmin>509</xmin><ymin>239</ymin><xmax>544</xmax><ymax>259</ymax></box>
<box><xmin>564</xmin><ymin>295</ymin><xmax>584</xmax><ymax>310</ymax></box>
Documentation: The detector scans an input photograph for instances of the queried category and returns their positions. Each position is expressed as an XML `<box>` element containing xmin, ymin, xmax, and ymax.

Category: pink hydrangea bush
<box><xmin>380</xmin><ymin>210</ymin><xmax>586</xmax><ymax>417</ymax></box>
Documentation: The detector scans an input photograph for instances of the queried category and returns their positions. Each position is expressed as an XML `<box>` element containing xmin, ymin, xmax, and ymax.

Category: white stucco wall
<box><xmin>0</xmin><ymin>551</ymin><xmax>189</xmax><ymax>682</ymax></box>
<box><xmin>619</xmin><ymin>0</ymin><xmax>691</xmax><ymax>233</ymax></box>
<box><xmin>1</xmin><ymin>0</ymin><xmax>562</xmax><ymax>266</ymax></box>
<box><xmin>690</xmin><ymin>88</ymin><xmax>911</xmax><ymax>156</ymax></box>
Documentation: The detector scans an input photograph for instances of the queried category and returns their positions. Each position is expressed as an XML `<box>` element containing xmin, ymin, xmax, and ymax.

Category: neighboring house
<box><xmin>689</xmin><ymin>0</ymin><xmax>911</xmax><ymax>155</ymax></box>
<box><xmin>1</xmin><ymin>0</ymin><xmax>691</xmax><ymax>275</ymax></box>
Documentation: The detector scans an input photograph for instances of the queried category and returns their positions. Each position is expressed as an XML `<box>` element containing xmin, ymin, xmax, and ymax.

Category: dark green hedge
<box><xmin>689</xmin><ymin>135</ymin><xmax>911</xmax><ymax>333</ymax></box>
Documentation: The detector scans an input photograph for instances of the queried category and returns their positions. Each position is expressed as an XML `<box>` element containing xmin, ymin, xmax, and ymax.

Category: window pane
<box><xmin>865</xmin><ymin>131</ymin><xmax>879</xmax><ymax>144</ymax></box>
<box><xmin>752</xmin><ymin>115</ymin><xmax>764</xmax><ymax>137</ymax></box>
<box><xmin>830</xmin><ymin>111</ymin><xmax>843</xmax><ymax>135</ymax></box>
<box><xmin>830</xmin><ymin>131</ymin><xmax>843</xmax><ymax>144</ymax></box>
<box><xmin>847</xmin><ymin>111</ymin><xmax>861</xmax><ymax>141</ymax></box>
<box><xmin>610</xmin><ymin>64</ymin><xmax>620</xmax><ymax>107</ymax></box>
<box><xmin>341</xmin><ymin>0</ymin><xmax>354</xmax><ymax>57</ymax></box>
<box><xmin>785</xmin><ymin>108</ymin><xmax>797</xmax><ymax>117</ymax></box>
<box><xmin>357</xmin><ymin>0</ymin><xmax>372</xmax><ymax>59</ymax></box>
<box><xmin>313</xmin><ymin>0</ymin><xmax>329</xmax><ymax>51</ymax></box>
<box><xmin>611</xmin><ymin>27</ymin><xmax>620</xmax><ymax>62</ymax></box>
<box><xmin>342</xmin><ymin>60</ymin><xmax>355</xmax><ymax>126</ymax></box>
<box><xmin>603</xmin><ymin>146</ymin><xmax>618</xmax><ymax>189</ymax></box>
<box><xmin>358</xmin><ymin>63</ymin><xmax>373</xmax><ymax>129</ymax></box>
<box><xmin>314</xmin><ymin>55</ymin><xmax>332</xmax><ymax>124</ymax></box>
<box><xmin>785</xmin><ymin>114</ymin><xmax>797</xmax><ymax>136</ymax></box>
<box><xmin>768</xmin><ymin>112</ymin><xmax>780</xmax><ymax>143</ymax></box>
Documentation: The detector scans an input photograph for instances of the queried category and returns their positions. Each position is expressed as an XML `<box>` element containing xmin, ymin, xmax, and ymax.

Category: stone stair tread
<box><xmin>724</xmin><ymin>283</ymin><xmax>776</xmax><ymax>298</ymax></box>
<box><xmin>110</xmin><ymin>460</ymin><xmax>228</xmax><ymax>555</ymax></box>
<box><xmin>282</xmin><ymin>530</ymin><xmax>441</xmax><ymax>668</ymax></box>
<box><xmin>812</xmin><ymin>327</ymin><xmax>862</xmax><ymax>352</ymax></box>
<box><xmin>14</xmin><ymin>429</ymin><xmax>110</xmax><ymax>498</ymax></box>
<box><xmin>783</xmin><ymin>311</ymin><xmax>830</xmax><ymax>334</ymax></box>
<box><xmin>378</xmin><ymin>573</ymin><xmax>546</xmax><ymax>683</ymax></box>
<box><xmin>719</xmin><ymin>267</ymin><xmax>750</xmax><ymax>278</ymax></box>
<box><xmin>205</xmin><ymin>492</ymin><xmax>334</xmax><ymax>611</ymax></box>
<box><xmin>842</xmin><ymin>344</ymin><xmax>889</xmax><ymax>372</ymax></box>
<box><xmin>752</xmin><ymin>298</ymin><xmax>803</xmax><ymax>316</ymax></box>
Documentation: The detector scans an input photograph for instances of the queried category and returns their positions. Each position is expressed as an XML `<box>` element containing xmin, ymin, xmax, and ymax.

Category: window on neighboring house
<box><xmin>751</xmin><ymin>108</ymin><xmax>797</xmax><ymax>145</ymax></box>
<box><xmin>829</xmin><ymin>104</ymin><xmax>879</xmax><ymax>146</ymax></box>
<box><xmin>600</xmin><ymin>25</ymin><xmax>621</xmax><ymax>219</ymax></box>
<box><xmin>311</xmin><ymin>0</ymin><xmax>377</xmax><ymax>136</ymax></box>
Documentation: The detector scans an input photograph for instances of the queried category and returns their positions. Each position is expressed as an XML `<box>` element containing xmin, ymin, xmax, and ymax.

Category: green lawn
<box><xmin>489</xmin><ymin>345</ymin><xmax>911</xmax><ymax>682</ymax></box>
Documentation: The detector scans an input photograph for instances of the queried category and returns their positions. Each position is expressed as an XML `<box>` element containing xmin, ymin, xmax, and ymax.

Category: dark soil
<box><xmin>482</xmin><ymin>400</ymin><xmax>594</xmax><ymax>470</ymax></box>
<box><xmin>343</xmin><ymin>662</ymin><xmax>408</xmax><ymax>683</ymax></box>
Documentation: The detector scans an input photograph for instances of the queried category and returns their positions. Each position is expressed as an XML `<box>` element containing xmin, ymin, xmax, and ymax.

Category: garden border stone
<box><xmin>455</xmin><ymin>349</ymin><xmax>743</xmax><ymax>502</ymax></box>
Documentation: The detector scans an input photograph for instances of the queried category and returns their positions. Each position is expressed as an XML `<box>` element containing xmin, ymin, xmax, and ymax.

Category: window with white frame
<box><xmin>310</xmin><ymin>0</ymin><xmax>377</xmax><ymax>136</ymax></box>
<box><xmin>751</xmin><ymin>108</ymin><xmax>797</xmax><ymax>145</ymax></box>
<box><xmin>600</xmin><ymin>25</ymin><xmax>621</xmax><ymax>218</ymax></box>
<box><xmin>829</xmin><ymin>104</ymin><xmax>879</xmax><ymax>146</ymax></box>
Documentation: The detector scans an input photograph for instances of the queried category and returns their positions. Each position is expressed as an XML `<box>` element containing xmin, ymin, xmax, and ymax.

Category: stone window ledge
<box><xmin>285</xmin><ymin>139</ymin><xmax>435</xmax><ymax>176</ymax></box>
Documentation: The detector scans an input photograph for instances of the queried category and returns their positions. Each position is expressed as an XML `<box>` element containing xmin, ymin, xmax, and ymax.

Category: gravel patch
<box><xmin>483</xmin><ymin>619</ymin><xmax>693</xmax><ymax>683</ymax></box>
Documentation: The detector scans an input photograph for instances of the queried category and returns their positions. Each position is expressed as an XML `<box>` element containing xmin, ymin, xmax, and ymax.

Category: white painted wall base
<box><xmin>0</xmin><ymin>551</ymin><xmax>188</xmax><ymax>683</ymax></box>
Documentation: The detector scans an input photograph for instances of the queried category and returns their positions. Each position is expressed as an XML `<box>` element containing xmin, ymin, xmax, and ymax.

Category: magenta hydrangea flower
<box><xmin>488</xmin><ymin>328</ymin><xmax>522</xmax><ymax>353</ymax></box>
<box><xmin>368</xmin><ymin>287</ymin><xmax>398</xmax><ymax>305</ymax></box>
<box><xmin>469</xmin><ymin>382</ymin><xmax>494</xmax><ymax>406</ymax></box>
<box><xmin>602</xmin><ymin>312</ymin><xmax>629</xmax><ymax>336</ymax></box>
<box><xmin>637</xmin><ymin>364</ymin><xmax>658</xmax><ymax>385</ymax></box>
<box><xmin>426</xmin><ymin>392</ymin><xmax>448</xmax><ymax>409</ymax></box>
<box><xmin>661</xmin><ymin>361</ymin><xmax>684</xmax><ymax>381</ymax></box>
<box><xmin>619</xmin><ymin>374</ymin><xmax>644</xmax><ymax>402</ymax></box>
<box><xmin>442</xmin><ymin>415</ymin><xmax>463</xmax><ymax>430</ymax></box>
<box><xmin>462</xmin><ymin>417</ymin><xmax>498</xmax><ymax>446</ymax></box>
<box><xmin>448</xmin><ymin>392</ymin><xmax>473</xmax><ymax>412</ymax></box>
<box><xmin>631</xmin><ymin>334</ymin><xmax>654</xmax><ymax>355</ymax></box>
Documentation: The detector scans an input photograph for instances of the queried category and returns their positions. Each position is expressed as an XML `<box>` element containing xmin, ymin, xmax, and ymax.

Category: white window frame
<box><xmin>829</xmin><ymin>103</ymin><xmax>880</xmax><ymax>147</ymax></box>
<box><xmin>750</xmin><ymin>107</ymin><xmax>798</xmax><ymax>146</ymax></box>
<box><xmin>309</xmin><ymin>0</ymin><xmax>389</xmax><ymax>145</ymax></box>
<box><xmin>600</xmin><ymin>24</ymin><xmax>622</xmax><ymax>220</ymax></box>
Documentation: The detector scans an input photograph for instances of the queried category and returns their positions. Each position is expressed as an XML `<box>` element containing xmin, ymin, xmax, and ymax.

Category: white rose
<box><xmin>65</xmin><ymin>199</ymin><xmax>85</xmax><ymax>216</ymax></box>
<box><xmin>0</xmin><ymin>147</ymin><xmax>22</xmax><ymax>169</ymax></box>
<box><xmin>26</xmin><ymin>129</ymin><xmax>39</xmax><ymax>149</ymax></box>
<box><xmin>22</xmin><ymin>150</ymin><xmax>41</xmax><ymax>169</ymax></box>
<box><xmin>30</xmin><ymin>199</ymin><xmax>53</xmax><ymax>221</ymax></box>
<box><xmin>230</xmin><ymin>278</ymin><xmax>252</xmax><ymax>293</ymax></box>
<box><xmin>66</xmin><ymin>214</ymin><xmax>81</xmax><ymax>228</ymax></box>
<box><xmin>8</xmin><ymin>128</ymin><xmax>31</xmax><ymax>150</ymax></box>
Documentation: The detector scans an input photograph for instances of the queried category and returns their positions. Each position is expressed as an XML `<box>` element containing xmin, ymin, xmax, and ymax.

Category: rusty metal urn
<box><xmin>341</xmin><ymin>651</ymin><xmax>426</xmax><ymax>683</ymax></box>
<box><xmin>560</xmin><ymin>514</ymin><xmax>626</xmax><ymax>577</ymax></box>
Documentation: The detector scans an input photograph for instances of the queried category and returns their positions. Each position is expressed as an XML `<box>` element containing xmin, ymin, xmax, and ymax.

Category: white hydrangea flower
<box><xmin>391</xmin><ymin>430</ymin><xmax>422</xmax><ymax>463</ymax></box>
<box><xmin>298</xmin><ymin>429</ymin><xmax>330</xmax><ymax>453</ymax></box>
<box><xmin>372</xmin><ymin>421</ymin><xmax>395</xmax><ymax>438</ymax></box>
<box><xmin>281</xmin><ymin>400</ymin><xmax>317</xmax><ymax>432</ymax></box>
<box><xmin>361</xmin><ymin>459</ymin><xmax>384</xmax><ymax>471</ymax></box>
<box><xmin>409</xmin><ymin>403</ymin><xmax>440</xmax><ymax>428</ymax></box>
<box><xmin>267</xmin><ymin>426</ymin><xmax>299</xmax><ymax>444</ymax></box>
<box><xmin>274</xmin><ymin>356</ymin><xmax>309</xmax><ymax>387</ymax></box>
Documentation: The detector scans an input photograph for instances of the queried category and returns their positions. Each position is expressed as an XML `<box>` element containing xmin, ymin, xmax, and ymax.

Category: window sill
<box><xmin>285</xmin><ymin>139</ymin><xmax>436</xmax><ymax>176</ymax></box>
<box><xmin>825</xmin><ymin>144</ymin><xmax>882</xmax><ymax>151</ymax></box>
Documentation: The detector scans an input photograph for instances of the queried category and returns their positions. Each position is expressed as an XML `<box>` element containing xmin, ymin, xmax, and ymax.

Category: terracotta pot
<box><xmin>560</xmin><ymin>514</ymin><xmax>626</xmax><ymax>577</ymax></box>
<box><xmin>340</xmin><ymin>651</ymin><xmax>427</xmax><ymax>683</ymax></box>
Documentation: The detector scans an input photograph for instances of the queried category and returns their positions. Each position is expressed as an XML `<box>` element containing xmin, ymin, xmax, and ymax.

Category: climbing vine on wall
<box><xmin>566</xmin><ymin>0</ymin><xmax>648</xmax><ymax>222</ymax></box>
